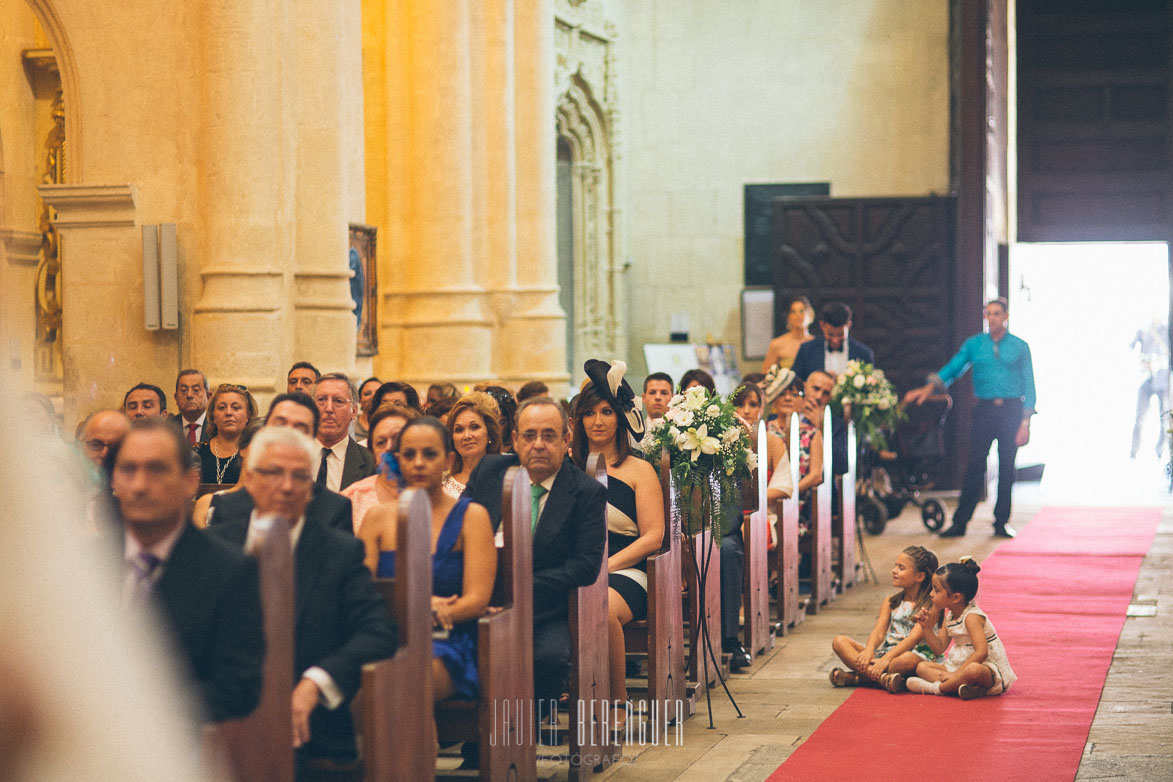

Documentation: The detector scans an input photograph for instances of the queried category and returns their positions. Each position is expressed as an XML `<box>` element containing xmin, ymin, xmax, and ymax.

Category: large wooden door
<box><xmin>770</xmin><ymin>196</ymin><xmax>963</xmax><ymax>486</ymax></box>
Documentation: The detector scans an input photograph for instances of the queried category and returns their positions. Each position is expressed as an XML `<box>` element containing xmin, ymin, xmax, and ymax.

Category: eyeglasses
<box><xmin>251</xmin><ymin>466</ymin><xmax>313</xmax><ymax>485</ymax></box>
<box><xmin>82</xmin><ymin>439</ymin><xmax>116</xmax><ymax>453</ymax></box>
<box><xmin>216</xmin><ymin>383</ymin><xmax>248</xmax><ymax>393</ymax></box>
<box><xmin>517</xmin><ymin>430</ymin><xmax>562</xmax><ymax>445</ymax></box>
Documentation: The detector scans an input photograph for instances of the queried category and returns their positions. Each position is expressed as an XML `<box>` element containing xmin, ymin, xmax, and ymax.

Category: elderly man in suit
<box><xmin>208</xmin><ymin>425</ymin><xmax>396</xmax><ymax>769</ymax></box>
<box><xmin>312</xmin><ymin>373</ymin><xmax>376</xmax><ymax>493</ymax></box>
<box><xmin>463</xmin><ymin>396</ymin><xmax>606</xmax><ymax>757</ymax></box>
<box><xmin>207</xmin><ymin>392</ymin><xmax>353</xmax><ymax>533</ymax></box>
<box><xmin>110</xmin><ymin>417</ymin><xmax>264</xmax><ymax>722</ymax></box>
<box><xmin>171</xmin><ymin>369</ymin><xmax>209</xmax><ymax>446</ymax></box>
<box><xmin>791</xmin><ymin>301</ymin><xmax>875</xmax><ymax>381</ymax></box>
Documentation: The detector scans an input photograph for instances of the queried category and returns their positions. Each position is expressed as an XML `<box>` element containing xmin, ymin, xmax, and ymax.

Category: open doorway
<box><xmin>1010</xmin><ymin>242</ymin><xmax>1170</xmax><ymax>501</ymax></box>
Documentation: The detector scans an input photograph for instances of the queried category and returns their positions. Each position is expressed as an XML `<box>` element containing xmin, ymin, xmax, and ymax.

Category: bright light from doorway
<box><xmin>1010</xmin><ymin>242</ymin><xmax>1169</xmax><ymax>501</ymax></box>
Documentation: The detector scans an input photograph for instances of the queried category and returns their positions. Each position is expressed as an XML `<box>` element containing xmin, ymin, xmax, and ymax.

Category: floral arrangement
<box><xmin>638</xmin><ymin>385</ymin><xmax>756</xmax><ymax>536</ymax></box>
<box><xmin>830</xmin><ymin>359</ymin><xmax>902</xmax><ymax>449</ymax></box>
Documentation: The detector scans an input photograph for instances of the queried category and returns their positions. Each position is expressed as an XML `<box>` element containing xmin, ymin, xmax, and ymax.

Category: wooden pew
<box><xmin>567</xmin><ymin>454</ymin><xmax>619</xmax><ymax>778</ymax></box>
<box><xmin>622</xmin><ymin>452</ymin><xmax>688</xmax><ymax>726</ymax></box>
<box><xmin>774</xmin><ymin>413</ymin><xmax>803</xmax><ymax>633</ymax></box>
<box><xmin>833</xmin><ymin>414</ymin><xmax>858</xmax><ymax>591</ymax></box>
<box><xmin>204</xmin><ymin>515</ymin><xmax>295</xmax><ymax>782</ymax></box>
<box><xmin>434</xmin><ymin>466</ymin><xmax>536</xmax><ymax>782</ymax></box>
<box><xmin>683</xmin><ymin>525</ymin><xmax>722</xmax><ymax>689</ymax></box>
<box><xmin>742</xmin><ymin>420</ymin><xmax>774</xmax><ymax>658</ymax></box>
<box><xmin>361</xmin><ymin>489</ymin><xmax>433</xmax><ymax>782</ymax></box>
<box><xmin>808</xmin><ymin>406</ymin><xmax>835</xmax><ymax>612</ymax></box>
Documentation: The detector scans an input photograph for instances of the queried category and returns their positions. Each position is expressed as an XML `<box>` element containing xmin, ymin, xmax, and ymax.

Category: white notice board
<box><xmin>643</xmin><ymin>343</ymin><xmax>742</xmax><ymax>396</ymax></box>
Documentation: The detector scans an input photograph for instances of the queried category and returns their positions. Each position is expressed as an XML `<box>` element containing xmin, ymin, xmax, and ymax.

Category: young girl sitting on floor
<box><xmin>904</xmin><ymin>557</ymin><xmax>1017</xmax><ymax>700</ymax></box>
<box><xmin>829</xmin><ymin>545</ymin><xmax>940</xmax><ymax>691</ymax></box>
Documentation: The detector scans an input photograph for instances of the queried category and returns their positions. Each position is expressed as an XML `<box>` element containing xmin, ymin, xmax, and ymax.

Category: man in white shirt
<box><xmin>122</xmin><ymin>383</ymin><xmax>168</xmax><ymax>421</ymax></box>
<box><xmin>312</xmin><ymin>373</ymin><xmax>375</xmax><ymax>492</ymax></box>
<box><xmin>111</xmin><ymin>418</ymin><xmax>264</xmax><ymax>722</ymax></box>
<box><xmin>791</xmin><ymin>301</ymin><xmax>875</xmax><ymax>381</ymax></box>
<box><xmin>641</xmin><ymin>372</ymin><xmax>674</xmax><ymax>421</ymax></box>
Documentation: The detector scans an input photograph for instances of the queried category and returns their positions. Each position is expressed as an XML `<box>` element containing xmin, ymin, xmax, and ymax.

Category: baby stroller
<box><xmin>857</xmin><ymin>395</ymin><xmax>952</xmax><ymax>535</ymax></box>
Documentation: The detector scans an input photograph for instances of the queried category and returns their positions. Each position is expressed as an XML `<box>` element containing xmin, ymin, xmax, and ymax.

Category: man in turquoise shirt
<box><xmin>905</xmin><ymin>298</ymin><xmax>1035</xmax><ymax>538</ymax></box>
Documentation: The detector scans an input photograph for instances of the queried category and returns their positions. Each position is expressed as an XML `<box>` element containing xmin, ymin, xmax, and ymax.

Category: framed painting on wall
<box><xmin>348</xmin><ymin>223</ymin><xmax>378</xmax><ymax>356</ymax></box>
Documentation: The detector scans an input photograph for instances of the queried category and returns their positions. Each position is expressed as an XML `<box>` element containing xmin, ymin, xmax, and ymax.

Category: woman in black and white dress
<box><xmin>573</xmin><ymin>360</ymin><xmax>664</xmax><ymax>733</ymax></box>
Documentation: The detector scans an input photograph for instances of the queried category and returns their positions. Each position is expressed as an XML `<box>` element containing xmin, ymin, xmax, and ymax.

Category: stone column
<box><xmin>371</xmin><ymin>0</ymin><xmax>494</xmax><ymax>387</ymax></box>
<box><xmin>472</xmin><ymin>0</ymin><xmax>519</xmax><ymax>348</ymax></box>
<box><xmin>37</xmin><ymin>184</ymin><xmax>169</xmax><ymax>426</ymax></box>
<box><xmin>501</xmin><ymin>0</ymin><xmax>568</xmax><ymax>392</ymax></box>
<box><xmin>291</xmin><ymin>0</ymin><xmax>362</xmax><ymax>374</ymax></box>
<box><xmin>191</xmin><ymin>0</ymin><xmax>294</xmax><ymax>398</ymax></box>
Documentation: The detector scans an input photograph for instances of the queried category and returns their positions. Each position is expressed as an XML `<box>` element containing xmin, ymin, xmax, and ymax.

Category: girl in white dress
<box><xmin>829</xmin><ymin>546</ymin><xmax>940</xmax><ymax>690</ymax></box>
<box><xmin>906</xmin><ymin>557</ymin><xmax>1017</xmax><ymax>699</ymax></box>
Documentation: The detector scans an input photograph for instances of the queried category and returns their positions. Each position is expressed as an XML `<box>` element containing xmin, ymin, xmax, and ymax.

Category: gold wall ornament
<box><xmin>34</xmin><ymin>84</ymin><xmax>66</xmax><ymax>382</ymax></box>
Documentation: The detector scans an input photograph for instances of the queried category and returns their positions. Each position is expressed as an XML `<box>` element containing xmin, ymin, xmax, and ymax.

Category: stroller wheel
<box><xmin>859</xmin><ymin>496</ymin><xmax>888</xmax><ymax>535</ymax></box>
<box><xmin>921</xmin><ymin>499</ymin><xmax>946</xmax><ymax>531</ymax></box>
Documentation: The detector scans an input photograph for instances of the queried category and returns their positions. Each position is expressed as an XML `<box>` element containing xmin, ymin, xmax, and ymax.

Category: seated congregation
<box><xmin>66</xmin><ymin>299</ymin><xmax>1021</xmax><ymax>780</ymax></box>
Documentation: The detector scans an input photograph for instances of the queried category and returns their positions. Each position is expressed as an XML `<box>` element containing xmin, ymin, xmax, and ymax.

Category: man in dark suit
<box><xmin>208</xmin><ymin>425</ymin><xmax>396</xmax><ymax>768</ymax></box>
<box><xmin>170</xmin><ymin>368</ymin><xmax>209</xmax><ymax>446</ymax></box>
<box><xmin>463</xmin><ymin>396</ymin><xmax>606</xmax><ymax>710</ymax></box>
<box><xmin>110</xmin><ymin>417</ymin><xmax>264</xmax><ymax>722</ymax></box>
<box><xmin>312</xmin><ymin>373</ymin><xmax>376</xmax><ymax>492</ymax></box>
<box><xmin>207</xmin><ymin>392</ymin><xmax>353</xmax><ymax>534</ymax></box>
<box><xmin>791</xmin><ymin>300</ymin><xmax>875</xmax><ymax>381</ymax></box>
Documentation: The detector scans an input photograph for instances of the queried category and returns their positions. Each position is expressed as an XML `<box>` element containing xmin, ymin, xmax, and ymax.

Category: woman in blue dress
<box><xmin>574</xmin><ymin>360</ymin><xmax>664</xmax><ymax>734</ymax></box>
<box><xmin>360</xmin><ymin>416</ymin><xmax>496</xmax><ymax>702</ymax></box>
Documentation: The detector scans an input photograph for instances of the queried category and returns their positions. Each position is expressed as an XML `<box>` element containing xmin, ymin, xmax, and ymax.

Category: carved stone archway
<box><xmin>556</xmin><ymin>73</ymin><xmax>625</xmax><ymax>381</ymax></box>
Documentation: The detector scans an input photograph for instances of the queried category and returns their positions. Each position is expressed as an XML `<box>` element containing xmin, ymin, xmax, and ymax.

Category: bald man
<box><xmin>78</xmin><ymin>410</ymin><xmax>132</xmax><ymax>469</ymax></box>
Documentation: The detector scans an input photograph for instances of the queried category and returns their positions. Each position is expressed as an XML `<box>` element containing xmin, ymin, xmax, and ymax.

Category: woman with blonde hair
<box><xmin>443</xmin><ymin>392</ymin><xmax>502</xmax><ymax>498</ymax></box>
<box><xmin>196</xmin><ymin>384</ymin><xmax>257</xmax><ymax>486</ymax></box>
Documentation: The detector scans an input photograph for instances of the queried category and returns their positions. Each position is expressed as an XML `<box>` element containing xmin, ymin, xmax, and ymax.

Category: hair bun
<box><xmin>958</xmin><ymin>555</ymin><xmax>981</xmax><ymax>574</ymax></box>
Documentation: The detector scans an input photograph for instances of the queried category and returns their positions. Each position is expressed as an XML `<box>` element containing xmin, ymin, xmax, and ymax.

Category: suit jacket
<box><xmin>209</xmin><ymin>517</ymin><xmax>397</xmax><ymax>762</ymax></box>
<box><xmin>152</xmin><ymin>523</ymin><xmax>265</xmax><ymax>722</ymax></box>
<box><xmin>339</xmin><ymin>437</ymin><xmax>376</xmax><ymax>492</ymax></box>
<box><xmin>463</xmin><ymin>454</ymin><xmax>606</xmax><ymax>627</ymax></box>
<box><xmin>207</xmin><ymin>483</ymin><xmax>354</xmax><ymax>535</ymax></box>
<box><xmin>169</xmin><ymin>412</ymin><xmax>207</xmax><ymax>444</ymax></box>
<box><xmin>791</xmin><ymin>335</ymin><xmax>875</xmax><ymax>380</ymax></box>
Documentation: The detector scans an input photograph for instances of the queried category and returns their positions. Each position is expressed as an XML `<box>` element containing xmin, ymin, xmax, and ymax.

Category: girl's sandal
<box><xmin>829</xmin><ymin>668</ymin><xmax>859</xmax><ymax>687</ymax></box>
<box><xmin>881</xmin><ymin>672</ymin><xmax>906</xmax><ymax>693</ymax></box>
<box><xmin>958</xmin><ymin>683</ymin><xmax>988</xmax><ymax>701</ymax></box>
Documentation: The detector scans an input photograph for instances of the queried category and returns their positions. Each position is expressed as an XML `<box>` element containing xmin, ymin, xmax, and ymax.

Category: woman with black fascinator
<box><xmin>572</xmin><ymin>359</ymin><xmax>665</xmax><ymax>734</ymax></box>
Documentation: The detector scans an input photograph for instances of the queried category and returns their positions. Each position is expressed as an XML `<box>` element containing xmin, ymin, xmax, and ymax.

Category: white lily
<box><xmin>679</xmin><ymin>424</ymin><xmax>721</xmax><ymax>462</ymax></box>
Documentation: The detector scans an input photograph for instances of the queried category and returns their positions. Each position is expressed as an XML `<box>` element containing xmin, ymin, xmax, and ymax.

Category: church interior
<box><xmin>1</xmin><ymin>0</ymin><xmax>1171</xmax><ymax>780</ymax></box>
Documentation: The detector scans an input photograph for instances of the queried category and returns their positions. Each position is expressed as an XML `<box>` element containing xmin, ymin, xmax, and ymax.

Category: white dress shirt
<box><xmin>317</xmin><ymin>437</ymin><xmax>350</xmax><ymax>493</ymax></box>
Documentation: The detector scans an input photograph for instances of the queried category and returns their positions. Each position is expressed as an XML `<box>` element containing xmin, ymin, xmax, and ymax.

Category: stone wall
<box><xmin>620</xmin><ymin>0</ymin><xmax>950</xmax><ymax>377</ymax></box>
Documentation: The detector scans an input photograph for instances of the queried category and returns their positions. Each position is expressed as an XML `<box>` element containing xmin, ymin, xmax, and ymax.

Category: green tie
<box><xmin>530</xmin><ymin>483</ymin><xmax>548</xmax><ymax>532</ymax></box>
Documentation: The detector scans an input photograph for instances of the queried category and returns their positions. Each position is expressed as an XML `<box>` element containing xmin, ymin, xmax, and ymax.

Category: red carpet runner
<box><xmin>768</xmin><ymin>507</ymin><xmax>1161</xmax><ymax>782</ymax></box>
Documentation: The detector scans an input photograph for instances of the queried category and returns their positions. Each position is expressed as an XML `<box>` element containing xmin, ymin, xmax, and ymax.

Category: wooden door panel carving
<box><xmin>771</xmin><ymin>196</ymin><xmax>961</xmax><ymax>487</ymax></box>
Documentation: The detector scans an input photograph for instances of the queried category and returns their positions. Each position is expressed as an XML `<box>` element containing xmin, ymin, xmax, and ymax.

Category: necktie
<box><xmin>129</xmin><ymin>551</ymin><xmax>162</xmax><ymax>606</ymax></box>
<box><xmin>530</xmin><ymin>483</ymin><xmax>548</xmax><ymax>533</ymax></box>
<box><xmin>316</xmin><ymin>447</ymin><xmax>330</xmax><ymax>487</ymax></box>
<box><xmin>186</xmin><ymin>422</ymin><xmax>199</xmax><ymax>445</ymax></box>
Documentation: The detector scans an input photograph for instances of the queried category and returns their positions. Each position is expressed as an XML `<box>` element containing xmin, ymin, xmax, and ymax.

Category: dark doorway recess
<box><xmin>1018</xmin><ymin>0</ymin><xmax>1173</xmax><ymax>242</ymax></box>
<box><xmin>769</xmin><ymin>195</ymin><xmax>964</xmax><ymax>487</ymax></box>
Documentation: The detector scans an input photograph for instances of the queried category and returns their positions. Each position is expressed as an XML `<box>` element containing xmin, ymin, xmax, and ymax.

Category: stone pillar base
<box><xmin>379</xmin><ymin>289</ymin><xmax>495</xmax><ymax>388</ymax></box>
<box><xmin>293</xmin><ymin>270</ymin><xmax>357</xmax><ymax>372</ymax></box>
<box><xmin>192</xmin><ymin>267</ymin><xmax>288</xmax><ymax>397</ymax></box>
<box><xmin>496</xmin><ymin>286</ymin><xmax>569</xmax><ymax>396</ymax></box>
